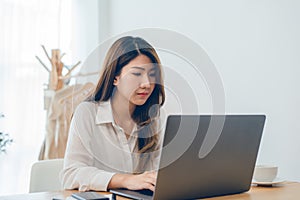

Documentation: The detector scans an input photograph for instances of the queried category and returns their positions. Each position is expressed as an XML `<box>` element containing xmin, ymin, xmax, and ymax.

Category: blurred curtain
<box><xmin>0</xmin><ymin>0</ymin><xmax>71</xmax><ymax>195</ymax></box>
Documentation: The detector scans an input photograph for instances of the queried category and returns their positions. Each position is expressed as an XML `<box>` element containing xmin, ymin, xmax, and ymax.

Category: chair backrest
<box><xmin>29</xmin><ymin>158</ymin><xmax>64</xmax><ymax>193</ymax></box>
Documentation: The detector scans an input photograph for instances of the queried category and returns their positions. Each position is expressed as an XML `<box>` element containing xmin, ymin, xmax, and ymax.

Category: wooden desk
<box><xmin>1</xmin><ymin>182</ymin><xmax>299</xmax><ymax>200</ymax></box>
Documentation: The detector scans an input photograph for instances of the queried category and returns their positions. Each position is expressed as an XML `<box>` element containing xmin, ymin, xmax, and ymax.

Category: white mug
<box><xmin>253</xmin><ymin>165</ymin><xmax>278</xmax><ymax>182</ymax></box>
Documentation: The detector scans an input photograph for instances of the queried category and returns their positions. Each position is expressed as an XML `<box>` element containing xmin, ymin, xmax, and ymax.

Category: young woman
<box><xmin>61</xmin><ymin>36</ymin><xmax>165</xmax><ymax>192</ymax></box>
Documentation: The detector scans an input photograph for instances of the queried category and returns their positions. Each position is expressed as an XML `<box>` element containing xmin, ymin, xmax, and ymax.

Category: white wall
<box><xmin>71</xmin><ymin>0</ymin><xmax>110</xmax><ymax>84</ymax></box>
<box><xmin>72</xmin><ymin>0</ymin><xmax>99</xmax><ymax>62</ymax></box>
<box><xmin>75</xmin><ymin>0</ymin><xmax>300</xmax><ymax>181</ymax></box>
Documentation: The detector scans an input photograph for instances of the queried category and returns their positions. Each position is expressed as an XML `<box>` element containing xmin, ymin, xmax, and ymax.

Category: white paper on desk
<box><xmin>66</xmin><ymin>194</ymin><xmax>112</xmax><ymax>200</ymax></box>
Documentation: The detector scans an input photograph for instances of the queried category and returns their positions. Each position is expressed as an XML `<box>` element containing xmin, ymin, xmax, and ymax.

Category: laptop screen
<box><xmin>110</xmin><ymin>115</ymin><xmax>266</xmax><ymax>200</ymax></box>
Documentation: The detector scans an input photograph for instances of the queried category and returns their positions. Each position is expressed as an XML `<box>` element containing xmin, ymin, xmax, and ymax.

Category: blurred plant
<box><xmin>0</xmin><ymin>113</ymin><xmax>13</xmax><ymax>154</ymax></box>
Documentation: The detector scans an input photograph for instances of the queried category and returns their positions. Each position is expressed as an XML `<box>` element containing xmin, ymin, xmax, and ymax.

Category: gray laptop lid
<box><xmin>110</xmin><ymin>115</ymin><xmax>266</xmax><ymax>200</ymax></box>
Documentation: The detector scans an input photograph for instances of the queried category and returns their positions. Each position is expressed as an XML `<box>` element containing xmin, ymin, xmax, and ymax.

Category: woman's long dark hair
<box><xmin>89</xmin><ymin>36</ymin><xmax>165</xmax><ymax>159</ymax></box>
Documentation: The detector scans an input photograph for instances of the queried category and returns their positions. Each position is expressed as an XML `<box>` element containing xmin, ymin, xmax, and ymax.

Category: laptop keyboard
<box><xmin>137</xmin><ymin>189</ymin><xmax>154</xmax><ymax>196</ymax></box>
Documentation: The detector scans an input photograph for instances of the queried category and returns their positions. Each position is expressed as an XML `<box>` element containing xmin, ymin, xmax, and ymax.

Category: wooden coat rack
<box><xmin>35</xmin><ymin>45</ymin><xmax>90</xmax><ymax>160</ymax></box>
<box><xmin>35</xmin><ymin>45</ymin><xmax>81</xmax><ymax>91</ymax></box>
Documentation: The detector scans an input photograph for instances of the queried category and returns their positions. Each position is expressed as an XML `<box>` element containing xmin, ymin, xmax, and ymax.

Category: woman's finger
<box><xmin>143</xmin><ymin>182</ymin><xmax>155</xmax><ymax>191</ymax></box>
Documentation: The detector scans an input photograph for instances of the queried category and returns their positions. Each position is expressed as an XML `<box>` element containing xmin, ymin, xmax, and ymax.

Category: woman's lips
<box><xmin>137</xmin><ymin>92</ymin><xmax>149</xmax><ymax>97</ymax></box>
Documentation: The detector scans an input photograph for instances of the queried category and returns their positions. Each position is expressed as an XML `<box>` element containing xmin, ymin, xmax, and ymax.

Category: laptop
<box><xmin>110</xmin><ymin>115</ymin><xmax>266</xmax><ymax>200</ymax></box>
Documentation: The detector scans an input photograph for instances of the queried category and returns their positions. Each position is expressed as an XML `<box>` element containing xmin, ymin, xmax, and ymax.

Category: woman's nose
<box><xmin>140</xmin><ymin>75</ymin><xmax>151</xmax><ymax>88</ymax></box>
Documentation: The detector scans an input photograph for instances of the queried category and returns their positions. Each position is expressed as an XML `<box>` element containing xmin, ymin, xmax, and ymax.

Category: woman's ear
<box><xmin>113</xmin><ymin>76</ymin><xmax>119</xmax><ymax>86</ymax></box>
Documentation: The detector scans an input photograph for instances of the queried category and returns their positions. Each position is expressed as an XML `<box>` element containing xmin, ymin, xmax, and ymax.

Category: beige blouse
<box><xmin>60</xmin><ymin>100</ymin><xmax>163</xmax><ymax>191</ymax></box>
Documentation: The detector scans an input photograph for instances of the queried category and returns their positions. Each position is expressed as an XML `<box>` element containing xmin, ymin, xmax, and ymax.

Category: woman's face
<box><xmin>113</xmin><ymin>54</ymin><xmax>157</xmax><ymax>106</ymax></box>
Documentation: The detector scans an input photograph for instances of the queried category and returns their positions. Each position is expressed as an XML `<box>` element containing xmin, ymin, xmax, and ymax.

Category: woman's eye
<box><xmin>132</xmin><ymin>72</ymin><xmax>141</xmax><ymax>76</ymax></box>
<box><xmin>149</xmin><ymin>73</ymin><xmax>156</xmax><ymax>77</ymax></box>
